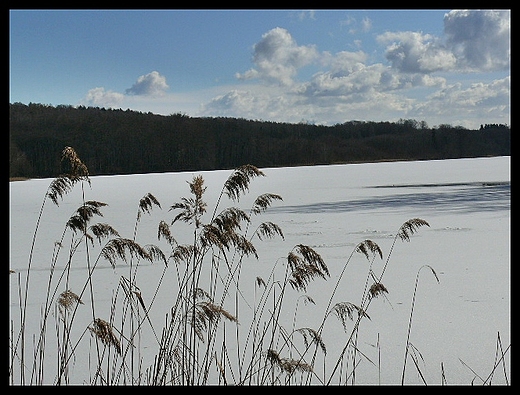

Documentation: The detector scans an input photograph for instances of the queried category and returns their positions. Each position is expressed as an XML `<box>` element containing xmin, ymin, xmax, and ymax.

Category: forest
<box><xmin>9</xmin><ymin>102</ymin><xmax>510</xmax><ymax>178</ymax></box>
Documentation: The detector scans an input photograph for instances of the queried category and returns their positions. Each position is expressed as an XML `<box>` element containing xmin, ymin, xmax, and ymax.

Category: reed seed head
<box><xmin>356</xmin><ymin>239</ymin><xmax>383</xmax><ymax>260</ymax></box>
<box><xmin>251</xmin><ymin>193</ymin><xmax>283</xmax><ymax>215</ymax></box>
<box><xmin>256</xmin><ymin>221</ymin><xmax>284</xmax><ymax>241</ymax></box>
<box><xmin>58</xmin><ymin>289</ymin><xmax>83</xmax><ymax>313</ymax></box>
<box><xmin>89</xmin><ymin>318</ymin><xmax>121</xmax><ymax>354</ymax></box>
<box><xmin>47</xmin><ymin>147</ymin><xmax>90</xmax><ymax>206</ymax></box>
<box><xmin>138</xmin><ymin>193</ymin><xmax>161</xmax><ymax>220</ymax></box>
<box><xmin>398</xmin><ymin>218</ymin><xmax>430</xmax><ymax>242</ymax></box>
<box><xmin>189</xmin><ymin>175</ymin><xmax>206</xmax><ymax>201</ymax></box>
<box><xmin>332</xmin><ymin>301</ymin><xmax>370</xmax><ymax>332</ymax></box>
<box><xmin>89</xmin><ymin>223</ymin><xmax>120</xmax><ymax>244</ymax></box>
<box><xmin>66</xmin><ymin>201</ymin><xmax>108</xmax><ymax>234</ymax></box>
<box><xmin>191</xmin><ymin>301</ymin><xmax>238</xmax><ymax>341</ymax></box>
<box><xmin>266</xmin><ymin>349</ymin><xmax>313</xmax><ymax>374</ymax></box>
<box><xmin>296</xmin><ymin>327</ymin><xmax>327</xmax><ymax>355</ymax></box>
<box><xmin>101</xmin><ymin>237</ymin><xmax>152</xmax><ymax>268</ymax></box>
<box><xmin>170</xmin><ymin>244</ymin><xmax>194</xmax><ymax>265</ymax></box>
<box><xmin>369</xmin><ymin>282</ymin><xmax>389</xmax><ymax>299</ymax></box>
<box><xmin>224</xmin><ymin>164</ymin><xmax>264</xmax><ymax>202</ymax></box>
<box><xmin>288</xmin><ymin>245</ymin><xmax>329</xmax><ymax>292</ymax></box>
<box><xmin>158</xmin><ymin>220</ymin><xmax>176</xmax><ymax>245</ymax></box>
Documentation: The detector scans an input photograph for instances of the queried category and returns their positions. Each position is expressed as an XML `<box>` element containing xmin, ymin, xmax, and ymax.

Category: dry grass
<box><xmin>88</xmin><ymin>318</ymin><xmax>121</xmax><ymax>355</ymax></box>
<box><xmin>9</xmin><ymin>146</ymin><xmax>509</xmax><ymax>386</ymax></box>
<box><xmin>57</xmin><ymin>290</ymin><xmax>84</xmax><ymax>314</ymax></box>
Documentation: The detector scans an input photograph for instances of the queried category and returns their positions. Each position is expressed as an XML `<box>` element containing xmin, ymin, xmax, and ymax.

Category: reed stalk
<box><xmin>9</xmin><ymin>147</ymin><xmax>509</xmax><ymax>386</ymax></box>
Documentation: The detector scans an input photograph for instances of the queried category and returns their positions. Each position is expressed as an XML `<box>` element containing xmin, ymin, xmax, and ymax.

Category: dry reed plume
<box><xmin>57</xmin><ymin>290</ymin><xmax>84</xmax><ymax>314</ymax></box>
<box><xmin>9</xmin><ymin>146</ymin><xmax>509</xmax><ymax>386</ymax></box>
<box><xmin>89</xmin><ymin>318</ymin><xmax>121</xmax><ymax>355</ymax></box>
<box><xmin>47</xmin><ymin>146</ymin><xmax>90</xmax><ymax>206</ymax></box>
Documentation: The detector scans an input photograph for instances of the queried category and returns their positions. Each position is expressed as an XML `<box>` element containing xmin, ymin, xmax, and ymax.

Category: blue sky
<box><xmin>9</xmin><ymin>9</ymin><xmax>510</xmax><ymax>129</ymax></box>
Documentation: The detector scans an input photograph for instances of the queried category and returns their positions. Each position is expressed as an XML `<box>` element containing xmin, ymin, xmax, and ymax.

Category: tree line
<box><xmin>9</xmin><ymin>102</ymin><xmax>511</xmax><ymax>178</ymax></box>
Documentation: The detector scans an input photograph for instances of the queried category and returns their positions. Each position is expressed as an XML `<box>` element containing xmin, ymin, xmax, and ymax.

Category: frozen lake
<box><xmin>9</xmin><ymin>156</ymin><xmax>510</xmax><ymax>385</ymax></box>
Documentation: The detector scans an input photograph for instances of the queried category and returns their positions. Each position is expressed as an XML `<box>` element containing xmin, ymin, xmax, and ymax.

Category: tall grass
<box><xmin>9</xmin><ymin>147</ymin><xmax>510</xmax><ymax>385</ymax></box>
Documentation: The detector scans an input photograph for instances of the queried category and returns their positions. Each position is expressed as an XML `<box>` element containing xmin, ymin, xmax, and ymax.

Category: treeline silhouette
<box><xmin>9</xmin><ymin>102</ymin><xmax>510</xmax><ymax>178</ymax></box>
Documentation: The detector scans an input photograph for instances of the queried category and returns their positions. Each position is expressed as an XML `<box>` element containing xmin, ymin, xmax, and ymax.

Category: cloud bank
<box><xmin>82</xmin><ymin>71</ymin><xmax>169</xmax><ymax>108</ymax></box>
<box><xmin>81</xmin><ymin>10</ymin><xmax>510</xmax><ymax>129</ymax></box>
<box><xmin>203</xmin><ymin>10</ymin><xmax>510</xmax><ymax>128</ymax></box>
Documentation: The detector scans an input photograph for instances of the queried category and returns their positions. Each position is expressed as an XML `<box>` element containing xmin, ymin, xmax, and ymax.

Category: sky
<box><xmin>9</xmin><ymin>9</ymin><xmax>510</xmax><ymax>129</ymax></box>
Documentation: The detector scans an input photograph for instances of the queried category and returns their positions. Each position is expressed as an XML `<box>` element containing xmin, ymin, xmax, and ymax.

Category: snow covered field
<box><xmin>9</xmin><ymin>156</ymin><xmax>510</xmax><ymax>385</ymax></box>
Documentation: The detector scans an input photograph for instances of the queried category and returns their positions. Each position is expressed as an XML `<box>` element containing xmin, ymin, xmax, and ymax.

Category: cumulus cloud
<box><xmin>201</xmin><ymin>88</ymin><xmax>292</xmax><ymax>120</ymax></box>
<box><xmin>81</xmin><ymin>71</ymin><xmax>170</xmax><ymax>108</ymax></box>
<box><xmin>378</xmin><ymin>31</ymin><xmax>456</xmax><ymax>73</ymax></box>
<box><xmin>236</xmin><ymin>27</ymin><xmax>319</xmax><ymax>86</ymax></box>
<box><xmin>300</xmin><ymin>63</ymin><xmax>384</xmax><ymax>97</ymax></box>
<box><xmin>200</xmin><ymin>85</ymin><xmax>416</xmax><ymax>126</ymax></box>
<box><xmin>202</xmin><ymin>71</ymin><xmax>509</xmax><ymax>127</ymax></box>
<box><xmin>83</xmin><ymin>87</ymin><xmax>125</xmax><ymax>107</ymax></box>
<box><xmin>80</xmin><ymin>11</ymin><xmax>510</xmax><ymax>129</ymax></box>
<box><xmin>417</xmin><ymin>76</ymin><xmax>510</xmax><ymax>113</ymax></box>
<box><xmin>320</xmin><ymin>50</ymin><xmax>368</xmax><ymax>75</ymax></box>
<box><xmin>299</xmin><ymin>53</ymin><xmax>445</xmax><ymax>99</ymax></box>
<box><xmin>378</xmin><ymin>10</ymin><xmax>510</xmax><ymax>73</ymax></box>
<box><xmin>444</xmin><ymin>9</ymin><xmax>510</xmax><ymax>71</ymax></box>
<box><xmin>125</xmin><ymin>71</ymin><xmax>169</xmax><ymax>96</ymax></box>
<box><xmin>211</xmin><ymin>15</ymin><xmax>508</xmax><ymax>128</ymax></box>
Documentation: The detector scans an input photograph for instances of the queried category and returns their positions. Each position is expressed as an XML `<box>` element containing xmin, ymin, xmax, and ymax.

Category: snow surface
<box><xmin>9</xmin><ymin>156</ymin><xmax>510</xmax><ymax>385</ymax></box>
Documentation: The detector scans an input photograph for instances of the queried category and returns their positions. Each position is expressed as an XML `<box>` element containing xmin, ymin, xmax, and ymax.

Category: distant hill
<box><xmin>9</xmin><ymin>102</ymin><xmax>510</xmax><ymax>178</ymax></box>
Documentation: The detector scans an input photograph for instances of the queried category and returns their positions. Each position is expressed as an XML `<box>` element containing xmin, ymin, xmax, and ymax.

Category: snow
<box><xmin>9</xmin><ymin>156</ymin><xmax>510</xmax><ymax>385</ymax></box>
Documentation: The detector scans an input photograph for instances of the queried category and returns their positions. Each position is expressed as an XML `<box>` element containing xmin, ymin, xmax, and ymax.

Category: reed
<box><xmin>401</xmin><ymin>264</ymin><xmax>440</xmax><ymax>385</ymax></box>
<box><xmin>8</xmin><ymin>147</ymin><xmax>509</xmax><ymax>385</ymax></box>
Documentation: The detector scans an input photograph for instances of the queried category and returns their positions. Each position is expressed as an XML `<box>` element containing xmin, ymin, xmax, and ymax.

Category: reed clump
<box><xmin>9</xmin><ymin>147</ymin><xmax>509</xmax><ymax>386</ymax></box>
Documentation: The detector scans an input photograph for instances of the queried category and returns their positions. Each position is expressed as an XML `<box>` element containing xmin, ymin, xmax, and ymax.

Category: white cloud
<box><xmin>81</xmin><ymin>71</ymin><xmax>170</xmax><ymax>108</ymax></box>
<box><xmin>200</xmin><ymin>88</ymin><xmax>293</xmax><ymax>120</ymax></box>
<box><xmin>321</xmin><ymin>50</ymin><xmax>368</xmax><ymax>74</ymax></box>
<box><xmin>293</xmin><ymin>10</ymin><xmax>316</xmax><ymax>21</ymax></box>
<box><xmin>125</xmin><ymin>71</ymin><xmax>169</xmax><ymax>96</ymax></box>
<box><xmin>360</xmin><ymin>17</ymin><xmax>372</xmax><ymax>33</ymax></box>
<box><xmin>80</xmin><ymin>13</ymin><xmax>510</xmax><ymax>130</ymax></box>
<box><xmin>202</xmin><ymin>17</ymin><xmax>509</xmax><ymax>129</ymax></box>
<box><xmin>236</xmin><ymin>27</ymin><xmax>319</xmax><ymax>86</ymax></box>
<box><xmin>200</xmin><ymin>83</ymin><xmax>417</xmax><ymax>126</ymax></box>
<box><xmin>377</xmin><ymin>10</ymin><xmax>510</xmax><ymax>73</ymax></box>
<box><xmin>413</xmin><ymin>77</ymin><xmax>510</xmax><ymax>126</ymax></box>
<box><xmin>300</xmin><ymin>64</ymin><xmax>383</xmax><ymax>96</ymax></box>
<box><xmin>378</xmin><ymin>31</ymin><xmax>456</xmax><ymax>73</ymax></box>
<box><xmin>299</xmin><ymin>52</ymin><xmax>446</xmax><ymax>99</ymax></box>
<box><xmin>83</xmin><ymin>87</ymin><xmax>125</xmax><ymax>107</ymax></box>
<box><xmin>443</xmin><ymin>9</ymin><xmax>510</xmax><ymax>71</ymax></box>
<box><xmin>340</xmin><ymin>15</ymin><xmax>372</xmax><ymax>34</ymax></box>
